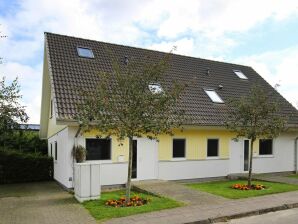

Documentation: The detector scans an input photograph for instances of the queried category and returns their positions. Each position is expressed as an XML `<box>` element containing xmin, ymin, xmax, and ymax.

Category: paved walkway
<box><xmin>133</xmin><ymin>180</ymin><xmax>229</xmax><ymax>205</ymax></box>
<box><xmin>0</xmin><ymin>181</ymin><xmax>97</xmax><ymax>224</ymax></box>
<box><xmin>106</xmin><ymin>183</ymin><xmax>298</xmax><ymax>224</ymax></box>
<box><xmin>255</xmin><ymin>173</ymin><xmax>298</xmax><ymax>185</ymax></box>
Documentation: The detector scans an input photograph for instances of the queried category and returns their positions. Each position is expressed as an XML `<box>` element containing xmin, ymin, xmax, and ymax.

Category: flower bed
<box><xmin>105</xmin><ymin>195</ymin><xmax>151</xmax><ymax>207</ymax></box>
<box><xmin>232</xmin><ymin>183</ymin><xmax>266</xmax><ymax>190</ymax></box>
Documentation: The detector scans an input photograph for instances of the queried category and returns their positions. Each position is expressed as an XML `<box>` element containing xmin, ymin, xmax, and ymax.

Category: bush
<box><xmin>0</xmin><ymin>150</ymin><xmax>53</xmax><ymax>184</ymax></box>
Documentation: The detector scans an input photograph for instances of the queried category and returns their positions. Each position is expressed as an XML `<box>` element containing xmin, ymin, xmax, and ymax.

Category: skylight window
<box><xmin>204</xmin><ymin>89</ymin><xmax>224</xmax><ymax>103</ymax></box>
<box><xmin>148</xmin><ymin>83</ymin><xmax>163</xmax><ymax>94</ymax></box>
<box><xmin>233</xmin><ymin>70</ymin><xmax>248</xmax><ymax>79</ymax></box>
<box><xmin>77</xmin><ymin>47</ymin><xmax>94</xmax><ymax>58</ymax></box>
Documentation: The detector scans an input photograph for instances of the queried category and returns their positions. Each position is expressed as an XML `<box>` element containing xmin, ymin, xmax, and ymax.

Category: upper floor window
<box><xmin>50</xmin><ymin>99</ymin><xmax>53</xmax><ymax>118</ymax></box>
<box><xmin>148</xmin><ymin>83</ymin><xmax>163</xmax><ymax>94</ymax></box>
<box><xmin>259</xmin><ymin>139</ymin><xmax>273</xmax><ymax>155</ymax></box>
<box><xmin>233</xmin><ymin>70</ymin><xmax>248</xmax><ymax>79</ymax></box>
<box><xmin>77</xmin><ymin>47</ymin><xmax>94</xmax><ymax>58</ymax></box>
<box><xmin>204</xmin><ymin>89</ymin><xmax>224</xmax><ymax>103</ymax></box>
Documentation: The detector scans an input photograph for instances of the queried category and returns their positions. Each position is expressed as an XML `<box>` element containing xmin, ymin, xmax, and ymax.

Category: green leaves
<box><xmin>0</xmin><ymin>77</ymin><xmax>29</xmax><ymax>136</ymax></box>
<box><xmin>76</xmin><ymin>50</ymin><xmax>186</xmax><ymax>140</ymax></box>
<box><xmin>225</xmin><ymin>84</ymin><xmax>286</xmax><ymax>140</ymax></box>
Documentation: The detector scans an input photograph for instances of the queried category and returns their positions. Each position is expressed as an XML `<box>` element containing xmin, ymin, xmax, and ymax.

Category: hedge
<box><xmin>0</xmin><ymin>150</ymin><xmax>53</xmax><ymax>184</ymax></box>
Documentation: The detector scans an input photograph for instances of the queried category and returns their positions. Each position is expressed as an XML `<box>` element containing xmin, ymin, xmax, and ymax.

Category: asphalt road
<box><xmin>220</xmin><ymin>208</ymin><xmax>298</xmax><ymax>224</ymax></box>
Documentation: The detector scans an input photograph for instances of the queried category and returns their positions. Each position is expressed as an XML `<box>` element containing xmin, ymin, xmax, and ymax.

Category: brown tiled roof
<box><xmin>45</xmin><ymin>32</ymin><xmax>298</xmax><ymax>126</ymax></box>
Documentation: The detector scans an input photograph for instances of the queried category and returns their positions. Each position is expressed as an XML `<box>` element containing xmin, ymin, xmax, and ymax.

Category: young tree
<box><xmin>225</xmin><ymin>85</ymin><xmax>286</xmax><ymax>187</ymax></box>
<box><xmin>76</xmin><ymin>52</ymin><xmax>185</xmax><ymax>203</ymax></box>
<box><xmin>0</xmin><ymin>78</ymin><xmax>29</xmax><ymax>139</ymax></box>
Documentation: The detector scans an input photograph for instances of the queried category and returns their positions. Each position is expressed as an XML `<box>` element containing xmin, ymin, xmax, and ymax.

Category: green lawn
<box><xmin>288</xmin><ymin>174</ymin><xmax>298</xmax><ymax>179</ymax></box>
<box><xmin>83</xmin><ymin>190</ymin><xmax>183</xmax><ymax>221</ymax></box>
<box><xmin>187</xmin><ymin>180</ymin><xmax>298</xmax><ymax>199</ymax></box>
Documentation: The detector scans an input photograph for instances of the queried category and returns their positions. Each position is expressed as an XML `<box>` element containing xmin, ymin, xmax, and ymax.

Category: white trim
<box><xmin>171</xmin><ymin>158</ymin><xmax>187</xmax><ymax>161</ymax></box>
<box><xmin>205</xmin><ymin>156</ymin><xmax>220</xmax><ymax>160</ymax></box>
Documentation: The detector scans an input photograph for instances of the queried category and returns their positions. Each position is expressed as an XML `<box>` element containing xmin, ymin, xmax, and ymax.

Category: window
<box><xmin>173</xmin><ymin>139</ymin><xmax>185</xmax><ymax>158</ymax></box>
<box><xmin>50</xmin><ymin>143</ymin><xmax>52</xmax><ymax>157</ymax></box>
<box><xmin>50</xmin><ymin>99</ymin><xmax>53</xmax><ymax>118</ymax></box>
<box><xmin>233</xmin><ymin>70</ymin><xmax>248</xmax><ymax>79</ymax></box>
<box><xmin>54</xmin><ymin>141</ymin><xmax>57</xmax><ymax>161</ymax></box>
<box><xmin>148</xmin><ymin>83</ymin><xmax>163</xmax><ymax>94</ymax></box>
<box><xmin>204</xmin><ymin>89</ymin><xmax>224</xmax><ymax>103</ymax></box>
<box><xmin>86</xmin><ymin>138</ymin><xmax>111</xmax><ymax>160</ymax></box>
<box><xmin>207</xmin><ymin>139</ymin><xmax>219</xmax><ymax>157</ymax></box>
<box><xmin>259</xmin><ymin>139</ymin><xmax>273</xmax><ymax>155</ymax></box>
<box><xmin>77</xmin><ymin>47</ymin><xmax>94</xmax><ymax>58</ymax></box>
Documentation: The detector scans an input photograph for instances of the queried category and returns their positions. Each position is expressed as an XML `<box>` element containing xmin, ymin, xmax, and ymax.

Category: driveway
<box><xmin>0</xmin><ymin>181</ymin><xmax>97</xmax><ymax>224</ymax></box>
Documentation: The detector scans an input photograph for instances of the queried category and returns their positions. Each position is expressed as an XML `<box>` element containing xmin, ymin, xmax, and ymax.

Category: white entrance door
<box><xmin>229</xmin><ymin>139</ymin><xmax>242</xmax><ymax>173</ymax></box>
<box><xmin>136</xmin><ymin>138</ymin><xmax>158</xmax><ymax>180</ymax></box>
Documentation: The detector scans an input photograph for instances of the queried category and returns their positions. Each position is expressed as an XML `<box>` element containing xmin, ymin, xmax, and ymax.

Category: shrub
<box><xmin>72</xmin><ymin>145</ymin><xmax>87</xmax><ymax>163</ymax></box>
<box><xmin>0</xmin><ymin>149</ymin><xmax>53</xmax><ymax>184</ymax></box>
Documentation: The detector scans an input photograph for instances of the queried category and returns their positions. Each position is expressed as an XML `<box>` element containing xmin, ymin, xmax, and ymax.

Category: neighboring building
<box><xmin>40</xmin><ymin>32</ymin><xmax>298</xmax><ymax>189</ymax></box>
<box><xmin>19</xmin><ymin>124</ymin><xmax>40</xmax><ymax>131</ymax></box>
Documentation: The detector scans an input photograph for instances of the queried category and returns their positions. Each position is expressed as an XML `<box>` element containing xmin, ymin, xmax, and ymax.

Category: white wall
<box><xmin>158</xmin><ymin>159</ymin><xmax>229</xmax><ymax>180</ymax></box>
<box><xmin>48</xmin><ymin>127</ymin><xmax>74</xmax><ymax>188</ymax></box>
<box><xmin>253</xmin><ymin>133</ymin><xmax>295</xmax><ymax>173</ymax></box>
<box><xmin>229</xmin><ymin>133</ymin><xmax>297</xmax><ymax>174</ymax></box>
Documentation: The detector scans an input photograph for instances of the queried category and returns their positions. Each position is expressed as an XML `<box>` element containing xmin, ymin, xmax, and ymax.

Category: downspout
<box><xmin>295</xmin><ymin>137</ymin><xmax>298</xmax><ymax>174</ymax></box>
<box><xmin>72</xmin><ymin>125</ymin><xmax>82</xmax><ymax>188</ymax></box>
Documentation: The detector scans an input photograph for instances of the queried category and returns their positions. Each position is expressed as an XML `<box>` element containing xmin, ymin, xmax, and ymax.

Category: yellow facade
<box><xmin>81</xmin><ymin>128</ymin><xmax>248</xmax><ymax>162</ymax></box>
<box><xmin>158</xmin><ymin>129</ymin><xmax>234</xmax><ymax>160</ymax></box>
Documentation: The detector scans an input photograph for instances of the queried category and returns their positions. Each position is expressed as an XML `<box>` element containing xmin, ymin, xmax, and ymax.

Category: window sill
<box><xmin>206</xmin><ymin>156</ymin><xmax>220</xmax><ymax>160</ymax></box>
<box><xmin>171</xmin><ymin>158</ymin><xmax>186</xmax><ymax>161</ymax></box>
<box><xmin>85</xmin><ymin>160</ymin><xmax>113</xmax><ymax>164</ymax></box>
<box><xmin>254</xmin><ymin>155</ymin><xmax>274</xmax><ymax>158</ymax></box>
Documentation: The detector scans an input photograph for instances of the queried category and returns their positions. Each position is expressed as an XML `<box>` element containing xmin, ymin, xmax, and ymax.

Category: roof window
<box><xmin>77</xmin><ymin>47</ymin><xmax>94</xmax><ymax>58</ymax></box>
<box><xmin>233</xmin><ymin>70</ymin><xmax>247</xmax><ymax>79</ymax></box>
<box><xmin>204</xmin><ymin>89</ymin><xmax>224</xmax><ymax>103</ymax></box>
<box><xmin>148</xmin><ymin>83</ymin><xmax>163</xmax><ymax>94</ymax></box>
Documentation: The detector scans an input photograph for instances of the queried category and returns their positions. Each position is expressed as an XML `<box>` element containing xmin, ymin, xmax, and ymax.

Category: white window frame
<box><xmin>204</xmin><ymin>89</ymin><xmax>224</xmax><ymax>103</ymax></box>
<box><xmin>206</xmin><ymin>138</ymin><xmax>220</xmax><ymax>159</ymax></box>
<box><xmin>148</xmin><ymin>83</ymin><xmax>164</xmax><ymax>94</ymax></box>
<box><xmin>172</xmin><ymin>138</ymin><xmax>186</xmax><ymax>160</ymax></box>
<box><xmin>77</xmin><ymin>47</ymin><xmax>94</xmax><ymax>58</ymax></box>
<box><xmin>84</xmin><ymin>137</ymin><xmax>113</xmax><ymax>163</ymax></box>
<box><xmin>233</xmin><ymin>70</ymin><xmax>248</xmax><ymax>79</ymax></box>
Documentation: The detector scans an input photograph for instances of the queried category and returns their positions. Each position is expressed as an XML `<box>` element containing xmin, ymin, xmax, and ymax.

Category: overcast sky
<box><xmin>0</xmin><ymin>0</ymin><xmax>298</xmax><ymax>124</ymax></box>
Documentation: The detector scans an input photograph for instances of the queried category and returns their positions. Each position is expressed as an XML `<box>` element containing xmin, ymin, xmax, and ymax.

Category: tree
<box><xmin>76</xmin><ymin>51</ymin><xmax>185</xmax><ymax>203</ymax></box>
<box><xmin>225</xmin><ymin>85</ymin><xmax>286</xmax><ymax>187</ymax></box>
<box><xmin>0</xmin><ymin>78</ymin><xmax>29</xmax><ymax>138</ymax></box>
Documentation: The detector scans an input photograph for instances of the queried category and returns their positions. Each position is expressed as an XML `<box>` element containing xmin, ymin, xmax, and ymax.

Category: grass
<box><xmin>288</xmin><ymin>174</ymin><xmax>298</xmax><ymax>179</ymax></box>
<box><xmin>187</xmin><ymin>180</ymin><xmax>298</xmax><ymax>199</ymax></box>
<box><xmin>83</xmin><ymin>190</ymin><xmax>183</xmax><ymax>221</ymax></box>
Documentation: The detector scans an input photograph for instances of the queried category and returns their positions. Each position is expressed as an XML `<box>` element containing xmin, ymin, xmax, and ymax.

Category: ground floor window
<box><xmin>259</xmin><ymin>139</ymin><xmax>273</xmax><ymax>155</ymax></box>
<box><xmin>173</xmin><ymin>139</ymin><xmax>185</xmax><ymax>158</ymax></box>
<box><xmin>207</xmin><ymin>139</ymin><xmax>219</xmax><ymax>157</ymax></box>
<box><xmin>54</xmin><ymin>141</ymin><xmax>57</xmax><ymax>160</ymax></box>
<box><xmin>86</xmin><ymin>138</ymin><xmax>111</xmax><ymax>160</ymax></box>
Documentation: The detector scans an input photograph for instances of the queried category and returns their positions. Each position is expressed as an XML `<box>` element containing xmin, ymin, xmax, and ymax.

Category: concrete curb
<box><xmin>186</xmin><ymin>202</ymin><xmax>298</xmax><ymax>224</ymax></box>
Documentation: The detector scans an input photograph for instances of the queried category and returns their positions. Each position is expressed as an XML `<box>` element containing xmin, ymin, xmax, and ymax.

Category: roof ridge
<box><xmin>44</xmin><ymin>32</ymin><xmax>251</xmax><ymax>69</ymax></box>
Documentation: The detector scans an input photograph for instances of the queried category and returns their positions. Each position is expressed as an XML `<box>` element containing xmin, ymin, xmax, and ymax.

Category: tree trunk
<box><xmin>248</xmin><ymin>138</ymin><xmax>255</xmax><ymax>187</ymax></box>
<box><xmin>125</xmin><ymin>136</ymin><xmax>133</xmax><ymax>204</ymax></box>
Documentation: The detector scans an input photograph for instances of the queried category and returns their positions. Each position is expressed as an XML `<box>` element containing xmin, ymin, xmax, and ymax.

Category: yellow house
<box><xmin>40</xmin><ymin>33</ymin><xmax>298</xmax><ymax>188</ymax></box>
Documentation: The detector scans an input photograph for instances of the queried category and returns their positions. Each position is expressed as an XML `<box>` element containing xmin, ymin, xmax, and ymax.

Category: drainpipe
<box><xmin>72</xmin><ymin>125</ymin><xmax>82</xmax><ymax>188</ymax></box>
<box><xmin>295</xmin><ymin>137</ymin><xmax>298</xmax><ymax>174</ymax></box>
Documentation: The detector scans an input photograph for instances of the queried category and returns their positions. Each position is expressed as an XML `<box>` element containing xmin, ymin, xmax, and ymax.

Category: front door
<box><xmin>133</xmin><ymin>138</ymin><xmax>158</xmax><ymax>180</ymax></box>
<box><xmin>243</xmin><ymin>140</ymin><xmax>249</xmax><ymax>171</ymax></box>
<box><xmin>132</xmin><ymin>140</ymin><xmax>137</xmax><ymax>179</ymax></box>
